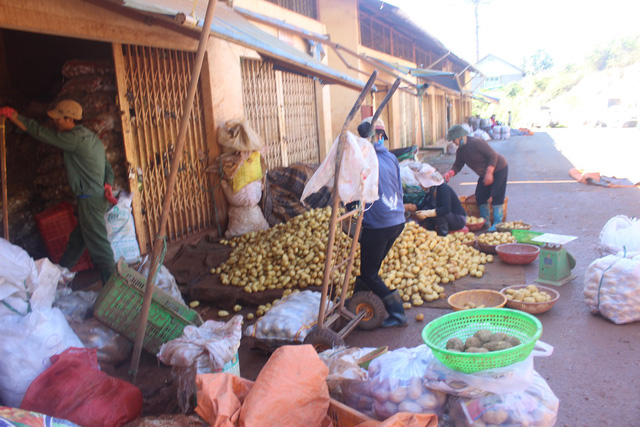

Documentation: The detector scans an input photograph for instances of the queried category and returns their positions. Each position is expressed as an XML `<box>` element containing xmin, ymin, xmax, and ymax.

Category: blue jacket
<box><xmin>362</xmin><ymin>141</ymin><xmax>406</xmax><ymax>229</ymax></box>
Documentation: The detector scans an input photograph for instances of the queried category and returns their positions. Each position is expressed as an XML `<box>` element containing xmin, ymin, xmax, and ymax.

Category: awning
<box><xmin>367</xmin><ymin>56</ymin><xmax>461</xmax><ymax>93</ymax></box>
<box><xmin>121</xmin><ymin>0</ymin><xmax>368</xmax><ymax>91</ymax></box>
<box><xmin>472</xmin><ymin>93</ymin><xmax>500</xmax><ymax>105</ymax></box>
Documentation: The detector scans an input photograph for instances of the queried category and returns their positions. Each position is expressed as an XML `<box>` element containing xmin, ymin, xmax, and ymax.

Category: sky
<box><xmin>384</xmin><ymin>0</ymin><xmax>640</xmax><ymax>69</ymax></box>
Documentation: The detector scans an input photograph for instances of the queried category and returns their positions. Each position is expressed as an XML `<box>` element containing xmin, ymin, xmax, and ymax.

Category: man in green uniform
<box><xmin>1</xmin><ymin>100</ymin><xmax>117</xmax><ymax>283</ymax></box>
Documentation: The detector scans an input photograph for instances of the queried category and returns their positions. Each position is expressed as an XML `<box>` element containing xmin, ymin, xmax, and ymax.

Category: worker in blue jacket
<box><xmin>353</xmin><ymin>117</ymin><xmax>407</xmax><ymax>328</ymax></box>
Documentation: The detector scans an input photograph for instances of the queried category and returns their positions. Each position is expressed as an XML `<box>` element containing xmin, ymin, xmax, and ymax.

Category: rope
<box><xmin>596</xmin><ymin>247</ymin><xmax>627</xmax><ymax>309</ymax></box>
<box><xmin>189</xmin><ymin>0</ymin><xmax>199</xmax><ymax>28</ymax></box>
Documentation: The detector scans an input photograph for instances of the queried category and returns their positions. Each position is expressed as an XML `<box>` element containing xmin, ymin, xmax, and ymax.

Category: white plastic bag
<box><xmin>599</xmin><ymin>215</ymin><xmax>640</xmax><ymax>256</ymax></box>
<box><xmin>105</xmin><ymin>192</ymin><xmax>142</xmax><ymax>263</ymax></box>
<box><xmin>244</xmin><ymin>290</ymin><xmax>329</xmax><ymax>342</ymax></box>
<box><xmin>301</xmin><ymin>131</ymin><xmax>379</xmax><ymax>205</ymax></box>
<box><xmin>0</xmin><ymin>308</ymin><xmax>84</xmax><ymax>407</ymax></box>
<box><xmin>69</xmin><ymin>317</ymin><xmax>132</xmax><ymax>366</ymax></box>
<box><xmin>423</xmin><ymin>341</ymin><xmax>553</xmax><ymax>397</ymax></box>
<box><xmin>157</xmin><ymin>315</ymin><xmax>243</xmax><ymax>413</ymax></box>
<box><xmin>368</xmin><ymin>345</ymin><xmax>447</xmax><ymax>420</ymax></box>
<box><xmin>448</xmin><ymin>371</ymin><xmax>559</xmax><ymax>427</ymax></box>
<box><xmin>0</xmin><ymin>238</ymin><xmax>39</xmax><ymax>316</ymax></box>
<box><xmin>583</xmin><ymin>251</ymin><xmax>640</xmax><ymax>324</ymax></box>
<box><xmin>141</xmin><ymin>264</ymin><xmax>186</xmax><ymax>306</ymax></box>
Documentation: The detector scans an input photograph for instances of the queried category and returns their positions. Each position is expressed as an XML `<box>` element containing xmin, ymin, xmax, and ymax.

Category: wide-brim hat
<box><xmin>446</xmin><ymin>124</ymin><xmax>469</xmax><ymax>141</ymax></box>
<box><xmin>47</xmin><ymin>99</ymin><xmax>83</xmax><ymax>120</ymax></box>
<box><xmin>361</xmin><ymin>116</ymin><xmax>388</xmax><ymax>140</ymax></box>
<box><xmin>416</xmin><ymin>164</ymin><xmax>444</xmax><ymax>188</ymax></box>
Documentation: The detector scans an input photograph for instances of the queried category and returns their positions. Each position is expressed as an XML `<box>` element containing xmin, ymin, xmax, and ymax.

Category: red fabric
<box><xmin>20</xmin><ymin>348</ymin><xmax>142</xmax><ymax>427</ymax></box>
<box><xmin>104</xmin><ymin>183</ymin><xmax>118</xmax><ymax>204</ymax></box>
<box><xmin>451</xmin><ymin>225</ymin><xmax>470</xmax><ymax>234</ymax></box>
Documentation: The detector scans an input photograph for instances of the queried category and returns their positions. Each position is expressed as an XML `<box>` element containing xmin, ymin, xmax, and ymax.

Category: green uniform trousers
<box><xmin>59</xmin><ymin>196</ymin><xmax>116</xmax><ymax>284</ymax></box>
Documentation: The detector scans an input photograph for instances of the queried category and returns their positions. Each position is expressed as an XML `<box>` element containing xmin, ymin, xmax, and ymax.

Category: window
<box><xmin>264</xmin><ymin>0</ymin><xmax>318</xmax><ymax>20</ymax></box>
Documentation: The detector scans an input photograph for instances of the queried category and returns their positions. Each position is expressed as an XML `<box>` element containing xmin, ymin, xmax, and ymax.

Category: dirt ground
<box><xmin>88</xmin><ymin>129</ymin><xmax>640</xmax><ymax>426</ymax></box>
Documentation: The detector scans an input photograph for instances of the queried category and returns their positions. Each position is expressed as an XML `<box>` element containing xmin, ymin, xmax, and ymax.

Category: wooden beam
<box><xmin>0</xmin><ymin>0</ymin><xmax>198</xmax><ymax>51</ymax></box>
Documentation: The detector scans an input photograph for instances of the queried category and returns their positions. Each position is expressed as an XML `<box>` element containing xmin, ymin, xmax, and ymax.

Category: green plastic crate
<box><xmin>511</xmin><ymin>229</ymin><xmax>544</xmax><ymax>246</ymax></box>
<box><xmin>422</xmin><ymin>308</ymin><xmax>542</xmax><ymax>373</ymax></box>
<box><xmin>94</xmin><ymin>260</ymin><xmax>202</xmax><ymax>354</ymax></box>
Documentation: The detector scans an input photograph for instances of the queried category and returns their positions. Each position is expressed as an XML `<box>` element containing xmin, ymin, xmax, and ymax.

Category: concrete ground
<box><xmin>238</xmin><ymin>128</ymin><xmax>640</xmax><ymax>426</ymax></box>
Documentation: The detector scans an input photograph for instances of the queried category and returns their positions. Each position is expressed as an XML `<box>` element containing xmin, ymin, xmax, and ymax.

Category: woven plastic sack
<box><xmin>368</xmin><ymin>346</ymin><xmax>447</xmax><ymax>420</ymax></box>
<box><xmin>232</xmin><ymin>151</ymin><xmax>263</xmax><ymax>193</ymax></box>
<box><xmin>599</xmin><ymin>215</ymin><xmax>640</xmax><ymax>256</ymax></box>
<box><xmin>105</xmin><ymin>192</ymin><xmax>142</xmax><ymax>264</ymax></box>
<box><xmin>218</xmin><ymin>119</ymin><xmax>264</xmax><ymax>153</ymax></box>
<box><xmin>583</xmin><ymin>251</ymin><xmax>640</xmax><ymax>324</ymax></box>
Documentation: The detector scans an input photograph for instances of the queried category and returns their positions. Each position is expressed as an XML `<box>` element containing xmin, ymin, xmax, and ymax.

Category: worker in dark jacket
<box><xmin>443</xmin><ymin>124</ymin><xmax>508</xmax><ymax>231</ymax></box>
<box><xmin>354</xmin><ymin>117</ymin><xmax>407</xmax><ymax>328</ymax></box>
<box><xmin>1</xmin><ymin>100</ymin><xmax>117</xmax><ymax>283</ymax></box>
<box><xmin>414</xmin><ymin>176</ymin><xmax>466</xmax><ymax>236</ymax></box>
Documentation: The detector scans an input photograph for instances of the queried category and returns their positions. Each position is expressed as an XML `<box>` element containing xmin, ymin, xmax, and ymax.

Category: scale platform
<box><xmin>532</xmin><ymin>233</ymin><xmax>577</xmax><ymax>286</ymax></box>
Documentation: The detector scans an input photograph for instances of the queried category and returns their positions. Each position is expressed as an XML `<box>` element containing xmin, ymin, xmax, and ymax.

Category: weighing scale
<box><xmin>531</xmin><ymin>233</ymin><xmax>578</xmax><ymax>286</ymax></box>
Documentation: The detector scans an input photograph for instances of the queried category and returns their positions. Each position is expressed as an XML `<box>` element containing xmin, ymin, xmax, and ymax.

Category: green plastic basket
<box><xmin>421</xmin><ymin>308</ymin><xmax>542</xmax><ymax>373</ymax></box>
<box><xmin>94</xmin><ymin>260</ymin><xmax>202</xmax><ymax>354</ymax></box>
<box><xmin>511</xmin><ymin>229</ymin><xmax>544</xmax><ymax>246</ymax></box>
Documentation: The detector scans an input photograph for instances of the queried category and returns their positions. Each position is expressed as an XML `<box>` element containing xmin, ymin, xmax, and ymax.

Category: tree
<box><xmin>523</xmin><ymin>49</ymin><xmax>554</xmax><ymax>75</ymax></box>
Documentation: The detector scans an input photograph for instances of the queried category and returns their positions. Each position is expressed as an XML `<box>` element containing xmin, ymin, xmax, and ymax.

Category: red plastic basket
<box><xmin>35</xmin><ymin>202</ymin><xmax>94</xmax><ymax>272</ymax></box>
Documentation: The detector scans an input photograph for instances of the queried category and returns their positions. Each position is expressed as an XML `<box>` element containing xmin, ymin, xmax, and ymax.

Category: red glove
<box><xmin>104</xmin><ymin>184</ymin><xmax>118</xmax><ymax>204</ymax></box>
<box><xmin>0</xmin><ymin>107</ymin><xmax>17</xmax><ymax>119</ymax></box>
<box><xmin>443</xmin><ymin>170</ymin><xmax>456</xmax><ymax>182</ymax></box>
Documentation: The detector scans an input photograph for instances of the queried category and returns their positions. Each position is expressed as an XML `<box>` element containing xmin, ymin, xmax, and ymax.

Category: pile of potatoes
<box><xmin>217</xmin><ymin>207</ymin><xmax>357</xmax><ymax>293</ymax></box>
<box><xmin>446</xmin><ymin>329</ymin><xmax>521</xmax><ymax>353</ymax></box>
<box><xmin>217</xmin><ymin>208</ymin><xmax>494</xmax><ymax>311</ymax></box>
<box><xmin>477</xmin><ymin>232</ymin><xmax>516</xmax><ymax>246</ymax></box>
<box><xmin>381</xmin><ymin>222</ymin><xmax>493</xmax><ymax>306</ymax></box>
<box><xmin>497</xmin><ymin>220</ymin><xmax>530</xmax><ymax>230</ymax></box>
<box><xmin>466</xmin><ymin>216</ymin><xmax>484</xmax><ymax>225</ymax></box>
<box><xmin>505</xmin><ymin>285</ymin><xmax>552</xmax><ymax>303</ymax></box>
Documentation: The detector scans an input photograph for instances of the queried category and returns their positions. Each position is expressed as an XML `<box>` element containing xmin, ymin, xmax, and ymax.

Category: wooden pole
<box><xmin>0</xmin><ymin>117</ymin><xmax>8</xmax><ymax>241</ymax></box>
<box><xmin>129</xmin><ymin>0</ymin><xmax>218</xmax><ymax>382</ymax></box>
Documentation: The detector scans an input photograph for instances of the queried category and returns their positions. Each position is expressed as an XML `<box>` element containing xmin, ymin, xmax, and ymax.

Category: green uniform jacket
<box><xmin>21</xmin><ymin>116</ymin><xmax>114</xmax><ymax>197</ymax></box>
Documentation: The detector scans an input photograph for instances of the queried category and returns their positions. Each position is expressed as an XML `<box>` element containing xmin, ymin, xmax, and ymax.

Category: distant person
<box><xmin>490</xmin><ymin>114</ymin><xmax>498</xmax><ymax>128</ymax></box>
<box><xmin>353</xmin><ymin>117</ymin><xmax>407</xmax><ymax>328</ymax></box>
<box><xmin>508</xmin><ymin>111</ymin><xmax>512</xmax><ymax>127</ymax></box>
<box><xmin>443</xmin><ymin>124</ymin><xmax>508</xmax><ymax>231</ymax></box>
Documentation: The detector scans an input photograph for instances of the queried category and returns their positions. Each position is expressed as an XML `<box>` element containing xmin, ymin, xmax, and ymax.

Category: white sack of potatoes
<box><xmin>244</xmin><ymin>290</ymin><xmax>330</xmax><ymax>342</ymax></box>
<box><xmin>583</xmin><ymin>251</ymin><xmax>640</xmax><ymax>324</ymax></box>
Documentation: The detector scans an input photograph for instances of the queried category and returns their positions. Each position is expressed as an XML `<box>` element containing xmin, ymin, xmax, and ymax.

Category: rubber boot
<box><xmin>381</xmin><ymin>291</ymin><xmax>408</xmax><ymax>328</ymax></box>
<box><xmin>478</xmin><ymin>204</ymin><xmax>491</xmax><ymax>228</ymax></box>
<box><xmin>487</xmin><ymin>205</ymin><xmax>504</xmax><ymax>232</ymax></box>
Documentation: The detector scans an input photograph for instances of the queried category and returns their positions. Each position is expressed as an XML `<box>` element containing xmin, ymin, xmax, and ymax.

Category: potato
<box><xmin>388</xmin><ymin>386</ymin><xmax>408</xmax><ymax>403</ymax></box>
<box><xmin>407</xmin><ymin>377</ymin><xmax>423</xmax><ymax>400</ymax></box>
<box><xmin>398</xmin><ymin>401</ymin><xmax>422</xmax><ymax>414</ymax></box>
<box><xmin>446</xmin><ymin>337</ymin><xmax>464</xmax><ymax>351</ymax></box>
<box><xmin>482</xmin><ymin>341</ymin><xmax>513</xmax><ymax>351</ymax></box>
<box><xmin>465</xmin><ymin>336</ymin><xmax>482</xmax><ymax>349</ymax></box>
<box><xmin>489</xmin><ymin>332</ymin><xmax>509</xmax><ymax>342</ymax></box>
<box><xmin>474</xmin><ymin>329</ymin><xmax>493</xmax><ymax>343</ymax></box>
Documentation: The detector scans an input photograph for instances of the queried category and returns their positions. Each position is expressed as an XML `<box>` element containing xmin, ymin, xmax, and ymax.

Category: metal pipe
<box><xmin>129</xmin><ymin>0</ymin><xmax>219</xmax><ymax>383</ymax></box>
<box><xmin>0</xmin><ymin>117</ymin><xmax>7</xmax><ymax>241</ymax></box>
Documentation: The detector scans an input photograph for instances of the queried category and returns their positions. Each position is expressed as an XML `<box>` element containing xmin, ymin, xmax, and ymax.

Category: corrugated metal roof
<box><xmin>121</xmin><ymin>0</ymin><xmax>367</xmax><ymax>91</ymax></box>
<box><xmin>368</xmin><ymin>56</ymin><xmax>461</xmax><ymax>93</ymax></box>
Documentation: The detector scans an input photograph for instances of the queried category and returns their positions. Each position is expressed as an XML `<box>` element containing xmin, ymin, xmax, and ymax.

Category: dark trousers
<box><xmin>59</xmin><ymin>197</ymin><xmax>116</xmax><ymax>284</ymax></box>
<box><xmin>475</xmin><ymin>165</ymin><xmax>508</xmax><ymax>205</ymax></box>
<box><xmin>357</xmin><ymin>223</ymin><xmax>404</xmax><ymax>299</ymax></box>
<box><xmin>422</xmin><ymin>212</ymin><xmax>467</xmax><ymax>232</ymax></box>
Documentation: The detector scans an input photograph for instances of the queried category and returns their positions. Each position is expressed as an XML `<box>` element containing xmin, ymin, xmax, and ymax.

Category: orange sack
<box><xmin>197</xmin><ymin>345</ymin><xmax>330</xmax><ymax>427</ymax></box>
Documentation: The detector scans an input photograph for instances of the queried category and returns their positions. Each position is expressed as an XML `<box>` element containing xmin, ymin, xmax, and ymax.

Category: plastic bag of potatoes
<box><xmin>448</xmin><ymin>371</ymin><xmax>559</xmax><ymax>427</ymax></box>
<box><xmin>368</xmin><ymin>346</ymin><xmax>447</xmax><ymax>420</ymax></box>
